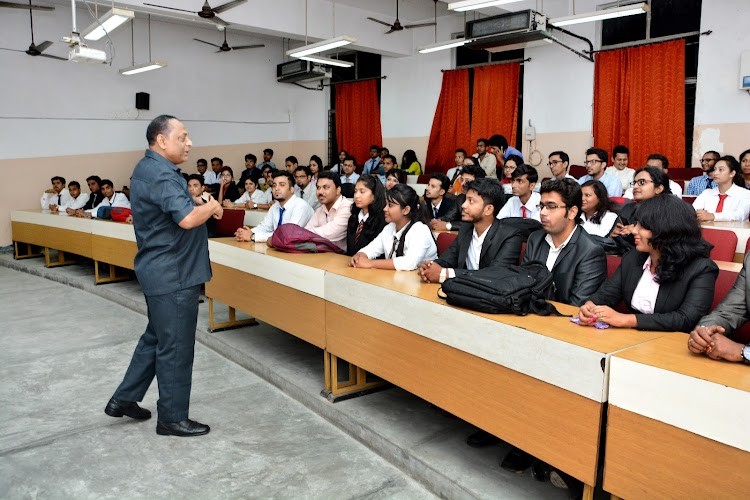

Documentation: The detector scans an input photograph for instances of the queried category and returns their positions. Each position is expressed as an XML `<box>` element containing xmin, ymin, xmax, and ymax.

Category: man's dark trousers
<box><xmin>113</xmin><ymin>285</ymin><xmax>201</xmax><ymax>423</ymax></box>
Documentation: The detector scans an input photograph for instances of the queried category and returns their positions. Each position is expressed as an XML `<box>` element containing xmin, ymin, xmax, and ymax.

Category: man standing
<box><xmin>473</xmin><ymin>138</ymin><xmax>497</xmax><ymax>178</ymax></box>
<box><xmin>578</xmin><ymin>147</ymin><xmax>622</xmax><ymax>197</ymax></box>
<box><xmin>304</xmin><ymin>171</ymin><xmax>353</xmax><ymax>251</ymax></box>
<box><xmin>105</xmin><ymin>115</ymin><xmax>223</xmax><ymax>437</ymax></box>
<box><xmin>686</xmin><ymin>150</ymin><xmax>720</xmax><ymax>196</ymax></box>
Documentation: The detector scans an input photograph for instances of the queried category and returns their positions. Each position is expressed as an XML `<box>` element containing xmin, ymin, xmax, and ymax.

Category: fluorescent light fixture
<box><xmin>82</xmin><ymin>8</ymin><xmax>135</xmax><ymax>41</ymax></box>
<box><xmin>286</xmin><ymin>35</ymin><xmax>356</xmax><ymax>57</ymax></box>
<box><xmin>120</xmin><ymin>61</ymin><xmax>166</xmax><ymax>76</ymax></box>
<box><xmin>418</xmin><ymin>38</ymin><xmax>471</xmax><ymax>54</ymax></box>
<box><xmin>299</xmin><ymin>55</ymin><xmax>353</xmax><ymax>68</ymax></box>
<box><xmin>549</xmin><ymin>3</ymin><xmax>648</xmax><ymax>27</ymax></box>
<box><xmin>448</xmin><ymin>0</ymin><xmax>523</xmax><ymax>12</ymax></box>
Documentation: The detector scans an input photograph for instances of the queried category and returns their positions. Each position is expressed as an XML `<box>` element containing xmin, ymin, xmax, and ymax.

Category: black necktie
<box><xmin>354</xmin><ymin>220</ymin><xmax>365</xmax><ymax>245</ymax></box>
<box><xmin>388</xmin><ymin>235</ymin><xmax>398</xmax><ymax>259</ymax></box>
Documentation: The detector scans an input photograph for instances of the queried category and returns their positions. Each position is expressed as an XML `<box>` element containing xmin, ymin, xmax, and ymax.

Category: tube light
<box><xmin>82</xmin><ymin>8</ymin><xmax>135</xmax><ymax>41</ymax></box>
<box><xmin>549</xmin><ymin>3</ymin><xmax>648</xmax><ymax>27</ymax></box>
<box><xmin>299</xmin><ymin>55</ymin><xmax>354</xmax><ymax>68</ymax></box>
<box><xmin>286</xmin><ymin>35</ymin><xmax>356</xmax><ymax>58</ymax></box>
<box><xmin>418</xmin><ymin>38</ymin><xmax>472</xmax><ymax>54</ymax></box>
<box><xmin>120</xmin><ymin>61</ymin><xmax>167</xmax><ymax>76</ymax></box>
<box><xmin>448</xmin><ymin>0</ymin><xmax>523</xmax><ymax>12</ymax></box>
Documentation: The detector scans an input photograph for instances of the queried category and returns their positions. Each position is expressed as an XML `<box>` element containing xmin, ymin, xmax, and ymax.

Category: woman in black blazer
<box><xmin>346</xmin><ymin>174</ymin><xmax>387</xmax><ymax>256</ymax></box>
<box><xmin>579</xmin><ymin>194</ymin><xmax>718</xmax><ymax>332</ymax></box>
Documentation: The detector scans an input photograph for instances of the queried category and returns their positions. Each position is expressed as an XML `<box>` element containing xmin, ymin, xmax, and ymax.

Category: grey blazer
<box><xmin>699</xmin><ymin>252</ymin><xmax>750</xmax><ymax>336</ymax></box>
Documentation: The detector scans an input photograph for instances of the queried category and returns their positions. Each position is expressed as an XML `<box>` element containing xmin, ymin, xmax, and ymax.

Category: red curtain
<box><xmin>471</xmin><ymin>63</ymin><xmax>520</xmax><ymax>146</ymax></box>
<box><xmin>593</xmin><ymin>39</ymin><xmax>685</xmax><ymax>168</ymax></box>
<box><xmin>335</xmin><ymin>80</ymin><xmax>383</xmax><ymax>167</ymax></box>
<box><xmin>425</xmin><ymin>69</ymin><xmax>471</xmax><ymax>174</ymax></box>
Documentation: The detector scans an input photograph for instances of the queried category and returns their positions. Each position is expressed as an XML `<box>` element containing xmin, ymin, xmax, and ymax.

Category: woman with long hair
<box><xmin>346</xmin><ymin>174</ymin><xmax>387</xmax><ymax>256</ymax></box>
<box><xmin>329</xmin><ymin>150</ymin><xmax>347</xmax><ymax>174</ymax></box>
<box><xmin>401</xmin><ymin>149</ymin><xmax>422</xmax><ymax>176</ymax></box>
<box><xmin>610</xmin><ymin>166</ymin><xmax>671</xmax><ymax>242</ymax></box>
<box><xmin>579</xmin><ymin>195</ymin><xmax>718</xmax><ymax>332</ymax></box>
<box><xmin>740</xmin><ymin>149</ymin><xmax>750</xmax><ymax>189</ymax></box>
<box><xmin>580</xmin><ymin>180</ymin><xmax>618</xmax><ymax>237</ymax></box>
<box><xmin>218</xmin><ymin>166</ymin><xmax>241</xmax><ymax>207</ymax></box>
<box><xmin>233</xmin><ymin>177</ymin><xmax>271</xmax><ymax>209</ymax></box>
<box><xmin>350</xmin><ymin>184</ymin><xmax>436</xmax><ymax>270</ymax></box>
<box><xmin>308</xmin><ymin>155</ymin><xmax>323</xmax><ymax>186</ymax></box>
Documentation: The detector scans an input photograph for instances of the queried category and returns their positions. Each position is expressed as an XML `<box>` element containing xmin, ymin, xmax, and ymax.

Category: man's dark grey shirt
<box><xmin>131</xmin><ymin>149</ymin><xmax>211</xmax><ymax>296</ymax></box>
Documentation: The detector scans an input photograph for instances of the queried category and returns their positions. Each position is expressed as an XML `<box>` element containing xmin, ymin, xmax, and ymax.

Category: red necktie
<box><xmin>354</xmin><ymin>220</ymin><xmax>365</xmax><ymax>245</ymax></box>
<box><xmin>521</xmin><ymin>205</ymin><xmax>528</xmax><ymax>219</ymax></box>
<box><xmin>716</xmin><ymin>193</ymin><xmax>728</xmax><ymax>213</ymax></box>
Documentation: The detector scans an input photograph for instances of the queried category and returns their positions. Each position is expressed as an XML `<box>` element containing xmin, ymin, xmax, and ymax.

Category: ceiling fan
<box><xmin>143</xmin><ymin>0</ymin><xmax>247</xmax><ymax>27</ymax></box>
<box><xmin>0</xmin><ymin>1</ymin><xmax>53</xmax><ymax>10</ymax></box>
<box><xmin>367</xmin><ymin>0</ymin><xmax>436</xmax><ymax>35</ymax></box>
<box><xmin>0</xmin><ymin>0</ymin><xmax>65</xmax><ymax>61</ymax></box>
<box><xmin>193</xmin><ymin>29</ymin><xmax>264</xmax><ymax>52</ymax></box>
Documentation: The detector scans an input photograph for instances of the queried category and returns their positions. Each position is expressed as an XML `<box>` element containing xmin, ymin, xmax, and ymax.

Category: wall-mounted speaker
<box><xmin>135</xmin><ymin>92</ymin><xmax>150</xmax><ymax>110</ymax></box>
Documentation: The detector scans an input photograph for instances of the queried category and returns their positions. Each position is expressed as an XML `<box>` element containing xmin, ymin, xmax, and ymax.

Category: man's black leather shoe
<box><xmin>466</xmin><ymin>429</ymin><xmax>501</xmax><ymax>448</ymax></box>
<box><xmin>104</xmin><ymin>398</ymin><xmax>151</xmax><ymax>420</ymax></box>
<box><xmin>531</xmin><ymin>459</ymin><xmax>551</xmax><ymax>482</ymax></box>
<box><xmin>500</xmin><ymin>446</ymin><xmax>535</xmax><ymax>473</ymax></box>
<box><xmin>156</xmin><ymin>419</ymin><xmax>210</xmax><ymax>437</ymax></box>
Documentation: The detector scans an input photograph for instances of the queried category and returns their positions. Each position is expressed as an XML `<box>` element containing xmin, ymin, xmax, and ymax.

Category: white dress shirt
<box><xmin>581</xmin><ymin>211</ymin><xmax>618</xmax><ymax>237</ymax></box>
<box><xmin>203</xmin><ymin>171</ymin><xmax>218</xmax><ymax>185</ymax></box>
<box><xmin>497</xmin><ymin>192</ymin><xmax>541</xmax><ymax>221</ymax></box>
<box><xmin>235</xmin><ymin>189</ymin><xmax>271</xmax><ymax>205</ymax></box>
<box><xmin>692</xmin><ymin>184</ymin><xmax>750</xmax><ymax>222</ymax></box>
<box><xmin>87</xmin><ymin>192</ymin><xmax>131</xmax><ymax>217</ymax></box>
<box><xmin>544</xmin><ymin>225</ymin><xmax>578</xmax><ymax>271</ymax></box>
<box><xmin>623</xmin><ymin>179</ymin><xmax>682</xmax><ymax>198</ymax></box>
<box><xmin>58</xmin><ymin>192</ymin><xmax>89</xmax><ymax>211</ymax></box>
<box><xmin>630</xmin><ymin>256</ymin><xmax>660</xmax><ymax>314</ymax></box>
<box><xmin>304</xmin><ymin>195</ymin><xmax>353</xmax><ymax>251</ymax></box>
<box><xmin>340</xmin><ymin>172</ymin><xmax>360</xmax><ymax>185</ymax></box>
<box><xmin>40</xmin><ymin>188</ymin><xmax>72</xmax><ymax>210</ymax></box>
<box><xmin>605</xmin><ymin>166</ymin><xmax>636</xmax><ymax>193</ymax></box>
<box><xmin>473</xmin><ymin>153</ymin><xmax>497</xmax><ymax>178</ymax></box>
<box><xmin>295</xmin><ymin>184</ymin><xmax>321</xmax><ymax>210</ymax></box>
<box><xmin>359</xmin><ymin>220</ymin><xmax>437</xmax><ymax>271</ymax></box>
<box><xmin>251</xmin><ymin>194</ymin><xmax>314</xmax><ymax>243</ymax></box>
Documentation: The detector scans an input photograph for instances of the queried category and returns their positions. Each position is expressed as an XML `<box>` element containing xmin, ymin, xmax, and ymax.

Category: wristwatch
<box><xmin>445</xmin><ymin>222</ymin><xmax>452</xmax><ymax>231</ymax></box>
<box><xmin>742</xmin><ymin>343</ymin><xmax>750</xmax><ymax>364</ymax></box>
<box><xmin>253</xmin><ymin>203</ymin><xmax>258</xmax><ymax>209</ymax></box>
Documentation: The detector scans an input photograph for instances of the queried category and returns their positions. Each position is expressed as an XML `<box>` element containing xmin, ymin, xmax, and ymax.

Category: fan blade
<box><xmin>0</xmin><ymin>1</ymin><xmax>54</xmax><ymax>10</ymax></box>
<box><xmin>232</xmin><ymin>44</ymin><xmax>264</xmax><ymax>50</ymax></box>
<box><xmin>212</xmin><ymin>0</ymin><xmax>247</xmax><ymax>14</ymax></box>
<box><xmin>384</xmin><ymin>28</ymin><xmax>396</xmax><ymax>34</ymax></box>
<box><xmin>367</xmin><ymin>17</ymin><xmax>392</xmax><ymax>27</ymax></box>
<box><xmin>40</xmin><ymin>53</ymin><xmax>68</xmax><ymax>61</ymax></box>
<box><xmin>404</xmin><ymin>22</ymin><xmax>436</xmax><ymax>29</ymax></box>
<box><xmin>36</xmin><ymin>40</ymin><xmax>52</xmax><ymax>52</ymax></box>
<box><xmin>143</xmin><ymin>3</ymin><xmax>197</xmax><ymax>14</ymax></box>
<box><xmin>193</xmin><ymin>38</ymin><xmax>222</xmax><ymax>48</ymax></box>
<box><xmin>0</xmin><ymin>47</ymin><xmax>26</xmax><ymax>53</ymax></box>
<box><xmin>209</xmin><ymin>15</ymin><xmax>229</xmax><ymax>27</ymax></box>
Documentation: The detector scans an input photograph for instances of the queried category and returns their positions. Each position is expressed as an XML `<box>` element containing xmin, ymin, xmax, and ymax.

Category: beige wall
<box><xmin>1</xmin><ymin>139</ymin><xmax>326</xmax><ymax>247</ymax></box>
<box><xmin>692</xmin><ymin>123</ymin><xmax>750</xmax><ymax>168</ymax></box>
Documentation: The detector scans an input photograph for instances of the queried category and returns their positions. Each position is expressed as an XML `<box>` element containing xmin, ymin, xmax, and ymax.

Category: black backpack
<box><xmin>437</xmin><ymin>261</ymin><xmax>566</xmax><ymax>316</ymax></box>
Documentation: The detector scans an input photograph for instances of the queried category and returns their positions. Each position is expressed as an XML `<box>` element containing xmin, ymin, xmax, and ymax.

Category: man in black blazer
<box><xmin>522</xmin><ymin>178</ymin><xmax>607</xmax><ymax>307</ymax></box>
<box><xmin>418</xmin><ymin>178</ymin><xmax>521</xmax><ymax>282</ymax></box>
<box><xmin>422</xmin><ymin>173</ymin><xmax>457</xmax><ymax>222</ymax></box>
<box><xmin>430</xmin><ymin>164</ymin><xmax>487</xmax><ymax>232</ymax></box>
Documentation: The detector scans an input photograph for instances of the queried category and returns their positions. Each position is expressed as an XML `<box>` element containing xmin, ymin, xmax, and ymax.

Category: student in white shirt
<box><xmin>233</xmin><ymin>177</ymin><xmax>271</xmax><ymax>210</ymax></box>
<box><xmin>446</xmin><ymin>148</ymin><xmax>467</xmax><ymax>185</ymax></box>
<box><xmin>56</xmin><ymin>181</ymin><xmax>89</xmax><ymax>214</ymax></box>
<box><xmin>605</xmin><ymin>145</ymin><xmax>636</xmax><ymax>193</ymax></box>
<box><xmin>340</xmin><ymin>156</ymin><xmax>360</xmax><ymax>185</ymax></box>
<box><xmin>694</xmin><ymin>155</ymin><xmax>750</xmax><ymax>222</ymax></box>
<box><xmin>85</xmin><ymin>179</ymin><xmax>131</xmax><ymax>217</ymax></box>
<box><xmin>623</xmin><ymin>153</ymin><xmax>682</xmax><ymax>198</ymax></box>
<box><xmin>580</xmin><ymin>180</ymin><xmax>618</xmax><ymax>237</ymax></box>
<box><xmin>329</xmin><ymin>149</ymin><xmax>347</xmax><ymax>174</ymax></box>
<box><xmin>196</xmin><ymin>158</ymin><xmax>210</xmax><ymax>183</ymax></box>
<box><xmin>235</xmin><ymin>170</ymin><xmax>313</xmax><ymax>243</ymax></box>
<box><xmin>294</xmin><ymin>165</ymin><xmax>321</xmax><ymax>210</ymax></box>
<box><xmin>548</xmin><ymin>151</ymin><xmax>576</xmax><ymax>181</ymax></box>
<box><xmin>497</xmin><ymin>164</ymin><xmax>541</xmax><ymax>221</ymax></box>
<box><xmin>308</xmin><ymin>154</ymin><xmax>323</xmax><ymax>187</ymax></box>
<box><xmin>578</xmin><ymin>147</ymin><xmax>623</xmax><ymax>197</ymax></box>
<box><xmin>41</xmin><ymin>176</ymin><xmax>72</xmax><ymax>210</ymax></box>
<box><xmin>351</xmin><ymin>184</ymin><xmax>437</xmax><ymax>271</ymax></box>
<box><xmin>473</xmin><ymin>138</ymin><xmax>498</xmax><ymax>179</ymax></box>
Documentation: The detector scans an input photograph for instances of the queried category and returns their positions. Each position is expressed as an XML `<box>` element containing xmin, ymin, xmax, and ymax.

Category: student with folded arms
<box><xmin>347</xmin><ymin>174</ymin><xmax>387</xmax><ymax>256</ymax></box>
<box><xmin>418</xmin><ymin>178</ymin><xmax>523</xmax><ymax>283</ymax></box>
<box><xmin>350</xmin><ymin>184</ymin><xmax>437</xmax><ymax>270</ymax></box>
<box><xmin>579</xmin><ymin>195</ymin><xmax>717</xmax><ymax>332</ymax></box>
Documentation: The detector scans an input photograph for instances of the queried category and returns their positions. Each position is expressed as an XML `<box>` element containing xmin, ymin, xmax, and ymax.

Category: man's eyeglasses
<box><xmin>220</xmin><ymin>173</ymin><xmax>233</xmax><ymax>178</ymax></box>
<box><xmin>537</xmin><ymin>203</ymin><xmax>568</xmax><ymax>211</ymax></box>
<box><xmin>583</xmin><ymin>159</ymin><xmax>603</xmax><ymax>166</ymax></box>
<box><xmin>700</xmin><ymin>159</ymin><xmax>716</xmax><ymax>164</ymax></box>
<box><xmin>630</xmin><ymin>179</ymin><xmax>654</xmax><ymax>187</ymax></box>
<box><xmin>547</xmin><ymin>160</ymin><xmax>565</xmax><ymax>167</ymax></box>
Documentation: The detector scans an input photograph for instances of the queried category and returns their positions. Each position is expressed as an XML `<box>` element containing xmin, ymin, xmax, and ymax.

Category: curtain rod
<box><xmin>445</xmin><ymin>57</ymin><xmax>531</xmax><ymax>71</ymax></box>
<box><xmin>593</xmin><ymin>30</ymin><xmax>710</xmax><ymax>54</ymax></box>
<box><xmin>322</xmin><ymin>75</ymin><xmax>387</xmax><ymax>87</ymax></box>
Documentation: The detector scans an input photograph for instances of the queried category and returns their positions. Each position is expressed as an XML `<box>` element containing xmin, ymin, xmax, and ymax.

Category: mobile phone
<box><xmin>616</xmin><ymin>215</ymin><xmax>629</xmax><ymax>226</ymax></box>
<box><xmin>201</xmin><ymin>193</ymin><xmax>210</xmax><ymax>204</ymax></box>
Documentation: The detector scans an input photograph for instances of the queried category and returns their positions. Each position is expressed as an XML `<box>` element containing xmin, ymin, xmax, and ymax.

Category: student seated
<box><xmin>693</xmin><ymin>155</ymin><xmax>750</xmax><ymax>222</ymax></box>
<box><xmin>187</xmin><ymin>174</ymin><xmax>207</xmax><ymax>199</ymax></box>
<box><xmin>401</xmin><ymin>149</ymin><xmax>422</xmax><ymax>176</ymax></box>
<box><xmin>329</xmin><ymin>149</ymin><xmax>347</xmax><ymax>174</ymax></box>
<box><xmin>548</xmin><ymin>150</ymin><xmax>575</xmax><ymax>181</ymax></box>
<box><xmin>385</xmin><ymin>169</ymin><xmax>404</xmax><ymax>191</ymax></box>
<box><xmin>605</xmin><ymin>145</ymin><xmax>635</xmax><ymax>193</ymax></box>
<box><xmin>57</xmin><ymin>181</ymin><xmax>89</xmax><ymax>214</ymax></box>
<box><xmin>363</xmin><ymin>145</ymin><xmax>384</xmax><ymax>176</ymax></box>
<box><xmin>347</xmin><ymin>174</ymin><xmax>387</xmax><ymax>257</ymax></box>
<box><xmin>497</xmin><ymin>164</ymin><xmax>540</xmax><ymax>220</ymax></box>
<box><xmin>430</xmin><ymin>164</ymin><xmax>486</xmax><ymax>232</ymax></box>
<box><xmin>446</xmin><ymin>148</ymin><xmax>468</xmax><ymax>185</ymax></box>
<box><xmin>579</xmin><ymin>195</ymin><xmax>718</xmax><ymax>331</ymax></box>
<box><xmin>689</xmin><ymin>252</ymin><xmax>750</xmax><ymax>364</ymax></box>
<box><xmin>499</xmin><ymin>154</ymin><xmax>521</xmax><ymax>187</ymax></box>
<box><xmin>686</xmin><ymin>150</ymin><xmax>720</xmax><ymax>196</ymax></box>
<box><xmin>234</xmin><ymin>170</ymin><xmax>313</xmax><ymax>243</ymax></box>
<box><xmin>238</xmin><ymin>153</ymin><xmax>262</xmax><ymax>187</ymax></box>
<box><xmin>418</xmin><ymin>178</ymin><xmax>523</xmax><ymax>283</ymax></box>
<box><xmin>740</xmin><ymin>149</ymin><xmax>750</xmax><ymax>189</ymax></box>
<box><xmin>580</xmin><ymin>180</ymin><xmax>618</xmax><ymax>237</ymax></box>
<box><xmin>304</xmin><ymin>172</ymin><xmax>352</xmax><ymax>251</ymax></box>
<box><xmin>381</xmin><ymin>154</ymin><xmax>399</xmax><ymax>185</ymax></box>
<box><xmin>284</xmin><ymin>155</ymin><xmax>299</xmax><ymax>173</ymax></box>
<box><xmin>259</xmin><ymin>165</ymin><xmax>274</xmax><ymax>192</ymax></box>
<box><xmin>258</xmin><ymin>148</ymin><xmax>276</xmax><ymax>170</ymax></box>
<box><xmin>83</xmin><ymin>179</ymin><xmax>131</xmax><ymax>217</ymax></box>
<box><xmin>218</xmin><ymin>166</ymin><xmax>241</xmax><ymax>207</ymax></box>
<box><xmin>611</xmin><ymin>167</ymin><xmax>672</xmax><ymax>244</ymax></box>
<box><xmin>340</xmin><ymin>156</ymin><xmax>360</xmax><ymax>185</ymax></box>
<box><xmin>350</xmin><ymin>184</ymin><xmax>437</xmax><ymax>270</ymax></box>
<box><xmin>41</xmin><ymin>176</ymin><xmax>71</xmax><ymax>210</ymax></box>
<box><xmin>578</xmin><ymin>147</ymin><xmax>622</xmax><ymax>197</ymax></box>
<box><xmin>308</xmin><ymin>155</ymin><xmax>323</xmax><ymax>186</ymax></box>
<box><xmin>234</xmin><ymin>177</ymin><xmax>271</xmax><ymax>210</ymax></box>
<box><xmin>622</xmin><ymin>153</ymin><xmax>682</xmax><ymax>198</ymax></box>
<box><xmin>196</xmin><ymin>158</ymin><xmax>209</xmax><ymax>182</ymax></box>
<box><xmin>294</xmin><ymin>165</ymin><xmax>321</xmax><ymax>210</ymax></box>
<box><xmin>473</xmin><ymin>138</ymin><xmax>497</xmax><ymax>178</ymax></box>
<box><xmin>82</xmin><ymin>175</ymin><xmax>105</xmax><ymax>210</ymax></box>
<box><xmin>423</xmin><ymin>173</ymin><xmax>457</xmax><ymax>223</ymax></box>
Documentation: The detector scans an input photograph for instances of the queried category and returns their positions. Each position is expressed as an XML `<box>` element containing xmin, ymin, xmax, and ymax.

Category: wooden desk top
<box><xmin>11</xmin><ymin>209</ymin><xmax>93</xmax><ymax>233</ymax></box>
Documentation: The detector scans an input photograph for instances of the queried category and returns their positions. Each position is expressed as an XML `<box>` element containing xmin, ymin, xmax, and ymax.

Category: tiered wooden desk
<box><xmin>91</xmin><ymin>218</ymin><xmax>137</xmax><ymax>283</ymax></box>
<box><xmin>11</xmin><ymin>210</ymin><xmax>92</xmax><ymax>267</ymax></box>
<box><xmin>605</xmin><ymin>334</ymin><xmax>750</xmax><ymax>498</ymax></box>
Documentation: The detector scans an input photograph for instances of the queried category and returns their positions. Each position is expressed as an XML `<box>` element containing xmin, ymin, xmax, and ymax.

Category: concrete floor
<box><xmin>0</xmin><ymin>254</ymin><xmax>570</xmax><ymax>499</ymax></box>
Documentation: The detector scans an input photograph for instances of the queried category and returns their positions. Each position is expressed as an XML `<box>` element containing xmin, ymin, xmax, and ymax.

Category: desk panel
<box><xmin>11</xmin><ymin>221</ymin><xmax>92</xmax><ymax>258</ymax></box>
<box><xmin>326</xmin><ymin>302</ymin><xmax>602</xmax><ymax>485</ymax></box>
<box><xmin>91</xmin><ymin>235</ymin><xmax>137</xmax><ymax>270</ymax></box>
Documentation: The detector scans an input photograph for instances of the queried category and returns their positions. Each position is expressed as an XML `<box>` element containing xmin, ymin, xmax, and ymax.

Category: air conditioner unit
<box><xmin>277</xmin><ymin>59</ymin><xmax>332</xmax><ymax>84</ymax></box>
<box><xmin>464</xmin><ymin>9</ymin><xmax>553</xmax><ymax>53</ymax></box>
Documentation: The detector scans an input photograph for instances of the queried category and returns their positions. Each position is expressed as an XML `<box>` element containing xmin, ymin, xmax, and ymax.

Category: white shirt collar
<box><xmin>545</xmin><ymin>225</ymin><xmax>578</xmax><ymax>252</ymax></box>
